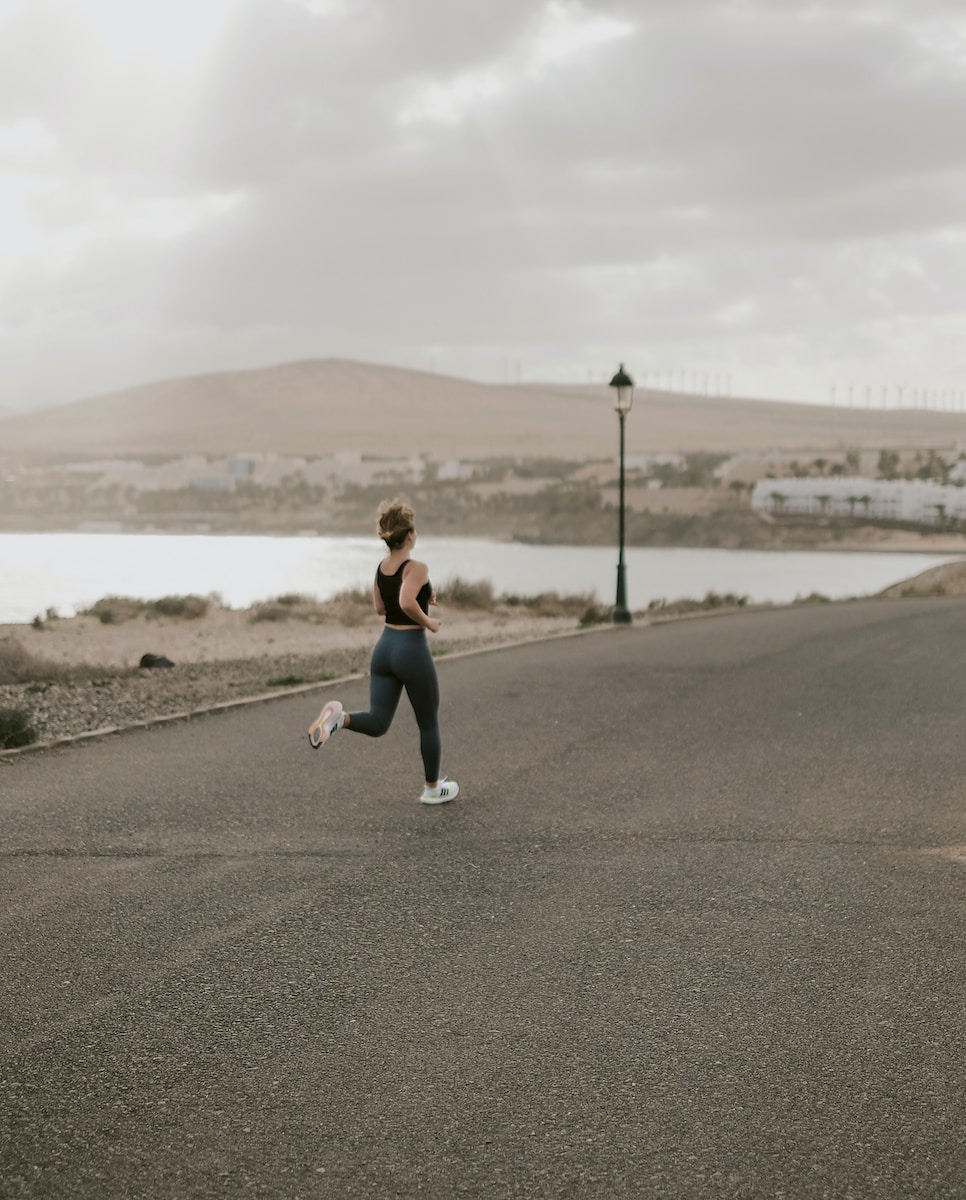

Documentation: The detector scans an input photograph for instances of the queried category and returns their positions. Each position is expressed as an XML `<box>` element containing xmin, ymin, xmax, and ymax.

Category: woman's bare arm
<box><xmin>399</xmin><ymin>560</ymin><xmax>439</xmax><ymax>631</ymax></box>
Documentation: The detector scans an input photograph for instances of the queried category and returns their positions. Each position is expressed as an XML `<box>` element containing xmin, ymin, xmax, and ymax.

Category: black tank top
<box><xmin>377</xmin><ymin>560</ymin><xmax>432</xmax><ymax>626</ymax></box>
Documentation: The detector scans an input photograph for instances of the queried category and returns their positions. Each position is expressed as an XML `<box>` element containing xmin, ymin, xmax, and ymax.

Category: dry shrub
<box><xmin>248</xmin><ymin>589</ymin><xmax>372</xmax><ymax>627</ymax></box>
<box><xmin>249</xmin><ymin>604</ymin><xmax>293</xmax><ymax>623</ymax></box>
<box><xmin>147</xmin><ymin>594</ymin><xmax>211</xmax><ymax>619</ymax></box>
<box><xmin>0</xmin><ymin>706</ymin><xmax>36</xmax><ymax>750</ymax></box>
<box><xmin>499</xmin><ymin>589</ymin><xmax>598</xmax><ymax>618</ymax></box>
<box><xmin>578</xmin><ymin>603</ymin><xmax>609</xmax><ymax>627</ymax></box>
<box><xmin>249</xmin><ymin>579</ymin><xmax>603</xmax><ymax>627</ymax></box>
<box><xmin>1</xmin><ymin>639</ymin><xmax>54</xmax><ymax>683</ymax></box>
<box><xmin>900</xmin><ymin>583</ymin><xmax>946</xmax><ymax>597</ymax></box>
<box><xmin>79</xmin><ymin>593</ymin><xmax>214</xmax><ymax>623</ymax></box>
<box><xmin>413</xmin><ymin>575</ymin><xmax>596</xmax><ymax>617</ymax></box>
<box><xmin>0</xmin><ymin>637</ymin><xmax>125</xmax><ymax>684</ymax></box>
<box><xmin>647</xmin><ymin>591</ymin><xmax>749</xmax><ymax>616</ymax></box>
<box><xmin>528</xmin><ymin>592</ymin><xmax>572</xmax><ymax>618</ymax></box>
<box><xmin>320</xmin><ymin>589</ymin><xmax>372</xmax><ymax>627</ymax></box>
<box><xmin>442</xmin><ymin>577</ymin><xmax>495</xmax><ymax>610</ymax></box>
<box><xmin>80</xmin><ymin>596</ymin><xmax>147</xmax><ymax>624</ymax></box>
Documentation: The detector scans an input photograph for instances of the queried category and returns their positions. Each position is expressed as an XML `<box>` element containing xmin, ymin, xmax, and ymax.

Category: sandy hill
<box><xmin>2</xmin><ymin>358</ymin><xmax>965</xmax><ymax>461</ymax></box>
<box><xmin>879</xmin><ymin>559</ymin><xmax>966</xmax><ymax>597</ymax></box>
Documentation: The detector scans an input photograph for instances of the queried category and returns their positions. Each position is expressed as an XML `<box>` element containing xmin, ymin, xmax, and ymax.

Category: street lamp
<box><xmin>609</xmin><ymin>363</ymin><xmax>634</xmax><ymax>625</ymax></box>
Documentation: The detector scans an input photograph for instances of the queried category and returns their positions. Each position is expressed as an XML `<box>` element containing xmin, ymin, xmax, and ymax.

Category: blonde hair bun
<box><xmin>377</xmin><ymin>498</ymin><xmax>415</xmax><ymax>549</ymax></box>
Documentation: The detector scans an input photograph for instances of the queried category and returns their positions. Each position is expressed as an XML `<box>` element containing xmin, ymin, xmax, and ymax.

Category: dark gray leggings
<box><xmin>346</xmin><ymin>627</ymin><xmax>441</xmax><ymax>781</ymax></box>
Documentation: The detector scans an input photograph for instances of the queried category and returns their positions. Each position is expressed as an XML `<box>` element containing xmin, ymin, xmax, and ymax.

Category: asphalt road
<box><xmin>3</xmin><ymin>597</ymin><xmax>966</xmax><ymax>1199</ymax></box>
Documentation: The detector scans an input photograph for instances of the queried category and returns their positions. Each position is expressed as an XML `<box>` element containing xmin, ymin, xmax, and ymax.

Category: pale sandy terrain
<box><xmin>4</xmin><ymin>607</ymin><xmax>579</xmax><ymax>671</ymax></box>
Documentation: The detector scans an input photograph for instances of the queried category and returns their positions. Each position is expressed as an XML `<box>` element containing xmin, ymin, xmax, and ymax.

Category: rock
<box><xmin>139</xmin><ymin>653</ymin><xmax>175</xmax><ymax>669</ymax></box>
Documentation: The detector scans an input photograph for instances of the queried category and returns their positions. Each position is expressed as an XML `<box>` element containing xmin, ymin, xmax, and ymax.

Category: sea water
<box><xmin>0</xmin><ymin>532</ymin><xmax>960</xmax><ymax>624</ymax></box>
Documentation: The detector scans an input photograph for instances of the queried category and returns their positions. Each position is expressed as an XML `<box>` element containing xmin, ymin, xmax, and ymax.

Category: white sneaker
<box><xmin>420</xmin><ymin>778</ymin><xmax>459</xmax><ymax>805</ymax></box>
<box><xmin>308</xmin><ymin>700</ymin><xmax>344</xmax><ymax>749</ymax></box>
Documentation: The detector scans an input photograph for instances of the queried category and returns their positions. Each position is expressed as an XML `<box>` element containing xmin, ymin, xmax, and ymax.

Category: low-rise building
<box><xmin>751</xmin><ymin>477</ymin><xmax>966</xmax><ymax>523</ymax></box>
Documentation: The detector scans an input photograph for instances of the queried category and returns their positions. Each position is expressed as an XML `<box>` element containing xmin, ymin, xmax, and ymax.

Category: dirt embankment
<box><xmin>877</xmin><ymin>559</ymin><xmax>966</xmax><ymax>597</ymax></box>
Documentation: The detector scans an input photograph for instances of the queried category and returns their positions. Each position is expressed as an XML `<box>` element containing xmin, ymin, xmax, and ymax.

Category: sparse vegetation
<box><xmin>438</xmin><ymin>577</ymin><xmax>601</xmax><ymax>620</ymax></box>
<box><xmin>248</xmin><ymin>589</ymin><xmax>372</xmax><ymax>627</ymax></box>
<box><xmin>442</xmin><ymin>577</ymin><xmax>495</xmax><ymax>609</ymax></box>
<box><xmin>148</xmin><ymin>594</ymin><xmax>211</xmax><ymax>619</ymax></box>
<box><xmin>0</xmin><ymin>706</ymin><xmax>37</xmax><ymax>750</ymax></box>
<box><xmin>877</xmin><ymin>450</ymin><xmax>900</xmax><ymax>481</ymax></box>
<box><xmin>900</xmin><ymin>583</ymin><xmax>947</xmax><ymax>597</ymax></box>
<box><xmin>647</xmin><ymin>591</ymin><xmax>749</xmax><ymax>616</ymax></box>
<box><xmin>246</xmin><ymin>578</ymin><xmax>600</xmax><ymax>625</ymax></box>
<box><xmin>0</xmin><ymin>637</ymin><xmax>127</xmax><ymax>684</ymax></box>
<box><xmin>579</xmin><ymin>603</ymin><xmax>609</xmax><ymax>627</ymax></box>
<box><xmin>249</xmin><ymin>604</ymin><xmax>296</xmax><ymax>623</ymax></box>
<box><xmin>80</xmin><ymin>595</ymin><xmax>144</xmax><ymax>624</ymax></box>
<box><xmin>79</xmin><ymin>594</ymin><xmax>215</xmax><ymax>623</ymax></box>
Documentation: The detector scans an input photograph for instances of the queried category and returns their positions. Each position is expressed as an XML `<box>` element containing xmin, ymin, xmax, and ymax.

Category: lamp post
<box><xmin>609</xmin><ymin>363</ymin><xmax>634</xmax><ymax>624</ymax></box>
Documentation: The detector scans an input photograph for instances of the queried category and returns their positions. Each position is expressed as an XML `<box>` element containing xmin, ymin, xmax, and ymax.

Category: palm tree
<box><xmin>878</xmin><ymin>450</ymin><xmax>900</xmax><ymax>480</ymax></box>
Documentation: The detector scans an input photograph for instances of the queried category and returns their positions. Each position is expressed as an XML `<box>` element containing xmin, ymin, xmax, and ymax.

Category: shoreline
<box><xmin>3</xmin><ymin>531</ymin><xmax>966</xmax><ymax>630</ymax></box>
<box><xmin>2</xmin><ymin>521</ymin><xmax>966</xmax><ymax>557</ymax></box>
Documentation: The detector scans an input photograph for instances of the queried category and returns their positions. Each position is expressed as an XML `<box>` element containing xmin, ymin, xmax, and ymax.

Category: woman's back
<box><xmin>377</xmin><ymin>559</ymin><xmax>432</xmax><ymax>626</ymax></box>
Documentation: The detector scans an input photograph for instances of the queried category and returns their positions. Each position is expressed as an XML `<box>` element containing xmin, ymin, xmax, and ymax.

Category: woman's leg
<box><xmin>344</xmin><ymin>634</ymin><xmax>403</xmax><ymax>737</ymax></box>
<box><xmin>395</xmin><ymin>634</ymin><xmax>441</xmax><ymax>784</ymax></box>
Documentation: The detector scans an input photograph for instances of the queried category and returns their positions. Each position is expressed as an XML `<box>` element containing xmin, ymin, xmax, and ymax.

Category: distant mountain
<box><xmin>1</xmin><ymin>357</ymin><xmax>962</xmax><ymax>461</ymax></box>
<box><xmin>1</xmin><ymin>359</ymin><xmax>607</xmax><ymax>461</ymax></box>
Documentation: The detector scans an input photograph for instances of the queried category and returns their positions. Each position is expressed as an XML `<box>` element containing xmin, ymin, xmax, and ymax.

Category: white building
<box><xmin>751</xmin><ymin>477</ymin><xmax>966</xmax><ymax>524</ymax></box>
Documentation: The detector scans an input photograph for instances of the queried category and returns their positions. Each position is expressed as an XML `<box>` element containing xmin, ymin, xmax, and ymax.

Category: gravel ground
<box><xmin>0</xmin><ymin>649</ymin><xmax>367</xmax><ymax>747</ymax></box>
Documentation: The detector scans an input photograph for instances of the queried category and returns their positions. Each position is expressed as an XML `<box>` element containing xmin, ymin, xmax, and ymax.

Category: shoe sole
<box><xmin>308</xmin><ymin>702</ymin><xmax>342</xmax><ymax>749</ymax></box>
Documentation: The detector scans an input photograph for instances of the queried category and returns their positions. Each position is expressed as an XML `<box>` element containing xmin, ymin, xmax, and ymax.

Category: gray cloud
<box><xmin>1</xmin><ymin>0</ymin><xmax>965</xmax><ymax>411</ymax></box>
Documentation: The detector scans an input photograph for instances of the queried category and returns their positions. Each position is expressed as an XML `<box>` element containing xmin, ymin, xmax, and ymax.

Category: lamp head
<box><xmin>609</xmin><ymin>363</ymin><xmax>634</xmax><ymax>414</ymax></box>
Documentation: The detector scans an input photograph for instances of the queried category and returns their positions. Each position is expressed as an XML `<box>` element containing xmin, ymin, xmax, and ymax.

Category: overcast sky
<box><xmin>2</xmin><ymin>0</ymin><xmax>965</xmax><ymax>413</ymax></box>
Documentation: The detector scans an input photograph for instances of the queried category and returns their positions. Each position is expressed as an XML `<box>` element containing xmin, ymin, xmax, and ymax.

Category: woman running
<box><xmin>308</xmin><ymin>499</ymin><xmax>459</xmax><ymax>805</ymax></box>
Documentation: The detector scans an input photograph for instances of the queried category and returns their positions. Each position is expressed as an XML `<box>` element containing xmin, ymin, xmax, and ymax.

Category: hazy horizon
<box><xmin>0</xmin><ymin>353</ymin><xmax>849</xmax><ymax>418</ymax></box>
<box><xmin>3</xmin><ymin>352</ymin><xmax>965</xmax><ymax>423</ymax></box>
